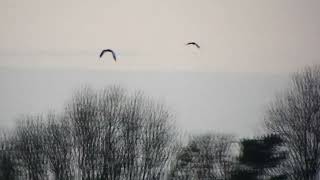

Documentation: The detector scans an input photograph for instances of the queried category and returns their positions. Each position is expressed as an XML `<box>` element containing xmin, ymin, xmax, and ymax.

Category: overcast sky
<box><xmin>0</xmin><ymin>0</ymin><xmax>319</xmax><ymax>136</ymax></box>
<box><xmin>0</xmin><ymin>69</ymin><xmax>290</xmax><ymax>137</ymax></box>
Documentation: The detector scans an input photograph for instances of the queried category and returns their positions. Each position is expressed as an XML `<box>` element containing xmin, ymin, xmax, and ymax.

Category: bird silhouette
<box><xmin>186</xmin><ymin>42</ymin><xmax>200</xmax><ymax>49</ymax></box>
<box><xmin>99</xmin><ymin>49</ymin><xmax>117</xmax><ymax>61</ymax></box>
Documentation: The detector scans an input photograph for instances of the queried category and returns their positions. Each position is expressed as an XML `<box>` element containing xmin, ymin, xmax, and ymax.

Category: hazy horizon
<box><xmin>0</xmin><ymin>67</ymin><xmax>291</xmax><ymax>137</ymax></box>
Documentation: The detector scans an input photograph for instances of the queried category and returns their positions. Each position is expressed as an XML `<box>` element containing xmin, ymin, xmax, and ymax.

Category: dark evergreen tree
<box><xmin>231</xmin><ymin>134</ymin><xmax>286</xmax><ymax>180</ymax></box>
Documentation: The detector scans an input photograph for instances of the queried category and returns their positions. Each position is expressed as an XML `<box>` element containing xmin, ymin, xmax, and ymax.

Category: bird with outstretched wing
<box><xmin>99</xmin><ymin>49</ymin><xmax>117</xmax><ymax>61</ymax></box>
<box><xmin>186</xmin><ymin>42</ymin><xmax>200</xmax><ymax>49</ymax></box>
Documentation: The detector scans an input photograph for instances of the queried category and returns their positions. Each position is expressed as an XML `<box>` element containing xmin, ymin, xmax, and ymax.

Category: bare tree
<box><xmin>0</xmin><ymin>131</ymin><xmax>18</xmax><ymax>180</ymax></box>
<box><xmin>265</xmin><ymin>65</ymin><xmax>320</xmax><ymax>180</ymax></box>
<box><xmin>195</xmin><ymin>133</ymin><xmax>236</xmax><ymax>180</ymax></box>
<box><xmin>118</xmin><ymin>91</ymin><xmax>144</xmax><ymax>180</ymax></box>
<box><xmin>169</xmin><ymin>133</ymin><xmax>235</xmax><ymax>180</ymax></box>
<box><xmin>66</xmin><ymin>86</ymin><xmax>101</xmax><ymax>180</ymax></box>
<box><xmin>168</xmin><ymin>142</ymin><xmax>196</xmax><ymax>180</ymax></box>
<box><xmin>96</xmin><ymin>86</ymin><xmax>126</xmax><ymax>180</ymax></box>
<box><xmin>15</xmin><ymin>116</ymin><xmax>48</xmax><ymax>180</ymax></box>
<box><xmin>139</xmin><ymin>99</ymin><xmax>177</xmax><ymax>180</ymax></box>
<box><xmin>45</xmin><ymin>113</ymin><xmax>74</xmax><ymax>180</ymax></box>
<box><xmin>66</xmin><ymin>85</ymin><xmax>178</xmax><ymax>180</ymax></box>
<box><xmin>110</xmin><ymin>90</ymin><xmax>177</xmax><ymax>180</ymax></box>
<box><xmin>0</xmin><ymin>85</ymin><xmax>178</xmax><ymax>180</ymax></box>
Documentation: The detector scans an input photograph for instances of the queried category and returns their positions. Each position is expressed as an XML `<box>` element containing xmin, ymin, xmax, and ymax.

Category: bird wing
<box><xmin>99</xmin><ymin>50</ymin><xmax>106</xmax><ymax>58</ymax></box>
<box><xmin>186</xmin><ymin>42</ymin><xmax>200</xmax><ymax>48</ymax></box>
<box><xmin>111</xmin><ymin>50</ymin><xmax>117</xmax><ymax>61</ymax></box>
<box><xmin>100</xmin><ymin>49</ymin><xmax>117</xmax><ymax>61</ymax></box>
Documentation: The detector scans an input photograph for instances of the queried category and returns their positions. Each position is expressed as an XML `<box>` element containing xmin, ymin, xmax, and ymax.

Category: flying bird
<box><xmin>99</xmin><ymin>49</ymin><xmax>117</xmax><ymax>61</ymax></box>
<box><xmin>186</xmin><ymin>42</ymin><xmax>200</xmax><ymax>49</ymax></box>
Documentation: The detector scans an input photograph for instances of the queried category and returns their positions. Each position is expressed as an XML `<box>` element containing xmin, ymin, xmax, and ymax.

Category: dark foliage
<box><xmin>231</xmin><ymin>134</ymin><xmax>286</xmax><ymax>180</ymax></box>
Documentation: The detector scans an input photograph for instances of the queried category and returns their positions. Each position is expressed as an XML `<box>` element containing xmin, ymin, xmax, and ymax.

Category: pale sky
<box><xmin>0</xmin><ymin>69</ymin><xmax>289</xmax><ymax>137</ymax></box>
<box><xmin>1</xmin><ymin>0</ymin><xmax>319</xmax><ymax>71</ymax></box>
<box><xmin>0</xmin><ymin>0</ymin><xmax>320</xmax><ymax>137</ymax></box>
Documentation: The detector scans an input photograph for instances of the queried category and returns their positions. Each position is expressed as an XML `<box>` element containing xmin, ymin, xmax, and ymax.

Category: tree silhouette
<box><xmin>0</xmin><ymin>132</ymin><xmax>17</xmax><ymax>180</ymax></box>
<box><xmin>169</xmin><ymin>133</ymin><xmax>235</xmax><ymax>180</ymax></box>
<box><xmin>45</xmin><ymin>113</ymin><xmax>74</xmax><ymax>180</ymax></box>
<box><xmin>265</xmin><ymin>65</ymin><xmax>320</xmax><ymax>180</ymax></box>
<box><xmin>231</xmin><ymin>134</ymin><xmax>286</xmax><ymax>180</ymax></box>
<box><xmin>66</xmin><ymin>85</ymin><xmax>177</xmax><ymax>180</ymax></box>
<box><xmin>15</xmin><ymin>116</ymin><xmax>48</xmax><ymax>180</ymax></box>
<box><xmin>1</xmin><ymin>64</ymin><xmax>319</xmax><ymax>180</ymax></box>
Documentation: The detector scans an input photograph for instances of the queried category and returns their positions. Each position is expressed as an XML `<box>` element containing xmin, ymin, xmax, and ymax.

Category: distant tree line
<box><xmin>0</xmin><ymin>65</ymin><xmax>320</xmax><ymax>180</ymax></box>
